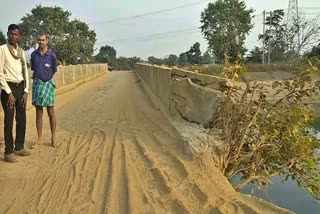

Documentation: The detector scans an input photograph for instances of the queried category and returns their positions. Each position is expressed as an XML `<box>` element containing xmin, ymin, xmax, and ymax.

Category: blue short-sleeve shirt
<box><xmin>31</xmin><ymin>49</ymin><xmax>57</xmax><ymax>82</ymax></box>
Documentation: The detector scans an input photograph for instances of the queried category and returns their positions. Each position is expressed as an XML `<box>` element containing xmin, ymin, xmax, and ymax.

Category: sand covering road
<box><xmin>0</xmin><ymin>71</ymin><xmax>293</xmax><ymax>213</ymax></box>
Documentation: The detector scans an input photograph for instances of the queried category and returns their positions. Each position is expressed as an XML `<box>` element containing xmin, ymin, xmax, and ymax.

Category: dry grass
<box><xmin>245</xmin><ymin>62</ymin><xmax>299</xmax><ymax>73</ymax></box>
<box><xmin>181</xmin><ymin>61</ymin><xmax>305</xmax><ymax>76</ymax></box>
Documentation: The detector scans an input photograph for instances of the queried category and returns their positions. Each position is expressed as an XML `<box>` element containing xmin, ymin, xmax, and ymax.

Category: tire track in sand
<box><xmin>5</xmin><ymin>129</ymin><xmax>106</xmax><ymax>214</ymax></box>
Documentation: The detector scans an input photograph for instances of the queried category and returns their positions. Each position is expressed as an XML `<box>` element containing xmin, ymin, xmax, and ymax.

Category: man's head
<box><xmin>37</xmin><ymin>31</ymin><xmax>49</xmax><ymax>50</ymax></box>
<box><xmin>7</xmin><ymin>24</ymin><xmax>21</xmax><ymax>46</ymax></box>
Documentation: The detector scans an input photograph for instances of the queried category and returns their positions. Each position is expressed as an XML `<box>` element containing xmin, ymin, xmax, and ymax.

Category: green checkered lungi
<box><xmin>32</xmin><ymin>78</ymin><xmax>56</xmax><ymax>107</ymax></box>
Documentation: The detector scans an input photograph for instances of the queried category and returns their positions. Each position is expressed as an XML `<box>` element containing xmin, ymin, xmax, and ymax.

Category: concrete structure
<box><xmin>135</xmin><ymin>63</ymin><xmax>320</xmax><ymax>126</ymax></box>
<box><xmin>135</xmin><ymin>63</ymin><xmax>226</xmax><ymax>125</ymax></box>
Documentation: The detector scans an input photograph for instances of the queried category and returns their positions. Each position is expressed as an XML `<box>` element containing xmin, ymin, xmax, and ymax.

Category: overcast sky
<box><xmin>1</xmin><ymin>0</ymin><xmax>320</xmax><ymax>59</ymax></box>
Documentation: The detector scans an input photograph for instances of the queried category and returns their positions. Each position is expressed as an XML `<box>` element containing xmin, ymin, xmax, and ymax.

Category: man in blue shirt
<box><xmin>30</xmin><ymin>31</ymin><xmax>57</xmax><ymax>148</ymax></box>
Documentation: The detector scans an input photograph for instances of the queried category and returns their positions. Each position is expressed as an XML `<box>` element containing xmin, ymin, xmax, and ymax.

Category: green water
<box><xmin>236</xmin><ymin>111</ymin><xmax>320</xmax><ymax>214</ymax></box>
<box><xmin>238</xmin><ymin>174</ymin><xmax>320</xmax><ymax>214</ymax></box>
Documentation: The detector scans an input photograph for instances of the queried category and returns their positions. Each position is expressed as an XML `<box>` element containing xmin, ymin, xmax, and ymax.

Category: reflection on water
<box><xmin>236</xmin><ymin>113</ymin><xmax>320</xmax><ymax>214</ymax></box>
<box><xmin>238</xmin><ymin>177</ymin><xmax>320</xmax><ymax>214</ymax></box>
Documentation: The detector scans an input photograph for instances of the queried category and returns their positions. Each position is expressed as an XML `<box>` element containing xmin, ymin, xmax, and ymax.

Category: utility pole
<box><xmin>268</xmin><ymin>11</ymin><xmax>272</xmax><ymax>64</ymax></box>
<box><xmin>262</xmin><ymin>10</ymin><xmax>266</xmax><ymax>64</ymax></box>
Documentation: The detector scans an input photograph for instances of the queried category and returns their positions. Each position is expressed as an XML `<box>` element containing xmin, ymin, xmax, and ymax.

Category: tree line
<box><xmin>146</xmin><ymin>42</ymin><xmax>212</xmax><ymax>67</ymax></box>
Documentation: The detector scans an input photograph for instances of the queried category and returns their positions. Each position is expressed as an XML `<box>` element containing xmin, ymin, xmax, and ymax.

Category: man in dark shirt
<box><xmin>30</xmin><ymin>31</ymin><xmax>58</xmax><ymax>148</ymax></box>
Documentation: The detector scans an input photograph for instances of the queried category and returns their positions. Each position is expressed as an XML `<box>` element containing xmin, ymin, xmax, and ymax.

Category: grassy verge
<box><xmin>181</xmin><ymin>61</ymin><xmax>307</xmax><ymax>76</ymax></box>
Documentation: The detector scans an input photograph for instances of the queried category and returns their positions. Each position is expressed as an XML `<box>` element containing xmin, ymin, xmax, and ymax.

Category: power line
<box><xmin>96</xmin><ymin>11</ymin><xmax>263</xmax><ymax>45</ymax></box>
<box><xmin>97</xmin><ymin>27</ymin><xmax>200</xmax><ymax>45</ymax></box>
<box><xmin>299</xmin><ymin>7</ymin><xmax>320</xmax><ymax>10</ymax></box>
<box><xmin>90</xmin><ymin>0</ymin><xmax>210</xmax><ymax>25</ymax></box>
<box><xmin>94</xmin><ymin>11</ymin><xmax>287</xmax><ymax>46</ymax></box>
<box><xmin>94</xmin><ymin>5</ymin><xmax>320</xmax><ymax>48</ymax></box>
<box><xmin>137</xmin><ymin>30</ymin><xmax>200</xmax><ymax>42</ymax></box>
<box><xmin>281</xmin><ymin>7</ymin><xmax>320</xmax><ymax>11</ymax></box>
<box><xmin>90</xmin><ymin>6</ymin><xmax>319</xmax><ymax>25</ymax></box>
<box><xmin>96</xmin><ymin>27</ymin><xmax>200</xmax><ymax>45</ymax></box>
<box><xmin>299</xmin><ymin>12</ymin><xmax>320</xmax><ymax>15</ymax></box>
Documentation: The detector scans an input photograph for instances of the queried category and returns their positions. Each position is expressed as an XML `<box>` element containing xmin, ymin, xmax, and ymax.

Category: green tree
<box><xmin>0</xmin><ymin>30</ymin><xmax>6</xmax><ymax>45</ymax></box>
<box><xmin>127</xmin><ymin>56</ymin><xmax>142</xmax><ymax>69</ymax></box>
<box><xmin>54</xmin><ymin>19</ymin><xmax>96</xmax><ymax>64</ymax></box>
<box><xmin>167</xmin><ymin>54</ymin><xmax>178</xmax><ymax>67</ymax></box>
<box><xmin>178</xmin><ymin>52</ymin><xmax>188</xmax><ymax>67</ymax></box>
<box><xmin>19</xmin><ymin>5</ymin><xmax>96</xmax><ymax>65</ymax></box>
<box><xmin>201</xmin><ymin>50</ymin><xmax>212</xmax><ymax>64</ymax></box>
<box><xmin>95</xmin><ymin>45</ymin><xmax>117</xmax><ymax>64</ymax></box>
<box><xmin>113</xmin><ymin>56</ymin><xmax>141</xmax><ymax>70</ymax></box>
<box><xmin>147</xmin><ymin>56</ymin><xmax>163</xmax><ymax>65</ymax></box>
<box><xmin>186</xmin><ymin>42</ymin><xmax>202</xmax><ymax>65</ymax></box>
<box><xmin>200</xmin><ymin>0</ymin><xmax>254</xmax><ymax>62</ymax></box>
<box><xmin>245</xmin><ymin>46</ymin><xmax>263</xmax><ymax>63</ymax></box>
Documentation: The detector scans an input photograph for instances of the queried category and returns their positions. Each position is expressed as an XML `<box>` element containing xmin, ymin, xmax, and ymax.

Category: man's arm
<box><xmin>0</xmin><ymin>46</ymin><xmax>12</xmax><ymax>94</ymax></box>
<box><xmin>30</xmin><ymin>52</ymin><xmax>34</xmax><ymax>71</ymax></box>
<box><xmin>22</xmin><ymin>51</ymin><xmax>29</xmax><ymax>94</ymax></box>
<box><xmin>20</xmin><ymin>51</ymin><xmax>29</xmax><ymax>108</ymax></box>
<box><xmin>52</xmin><ymin>52</ymin><xmax>57</xmax><ymax>73</ymax></box>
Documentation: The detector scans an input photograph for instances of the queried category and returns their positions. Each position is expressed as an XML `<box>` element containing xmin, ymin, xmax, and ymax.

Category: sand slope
<box><xmin>0</xmin><ymin>71</ymin><xmax>293</xmax><ymax>214</ymax></box>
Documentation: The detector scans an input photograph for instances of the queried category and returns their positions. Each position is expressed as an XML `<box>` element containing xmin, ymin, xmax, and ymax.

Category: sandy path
<box><xmin>0</xmin><ymin>71</ymin><xmax>292</xmax><ymax>214</ymax></box>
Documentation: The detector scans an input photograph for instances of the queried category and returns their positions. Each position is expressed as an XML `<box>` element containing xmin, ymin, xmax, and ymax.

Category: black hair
<box><xmin>38</xmin><ymin>31</ymin><xmax>49</xmax><ymax>39</ymax></box>
<box><xmin>8</xmin><ymin>24</ymin><xmax>20</xmax><ymax>32</ymax></box>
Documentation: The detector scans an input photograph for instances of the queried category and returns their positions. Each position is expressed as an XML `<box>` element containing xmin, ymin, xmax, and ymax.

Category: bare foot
<box><xmin>30</xmin><ymin>139</ymin><xmax>42</xmax><ymax>149</ymax></box>
<box><xmin>51</xmin><ymin>138</ymin><xmax>57</xmax><ymax>147</ymax></box>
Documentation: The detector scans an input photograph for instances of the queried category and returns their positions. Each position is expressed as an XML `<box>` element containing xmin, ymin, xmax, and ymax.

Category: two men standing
<box><xmin>0</xmin><ymin>24</ymin><xmax>57</xmax><ymax>163</ymax></box>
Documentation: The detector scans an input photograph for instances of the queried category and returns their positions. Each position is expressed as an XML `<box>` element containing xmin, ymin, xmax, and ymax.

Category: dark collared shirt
<box><xmin>31</xmin><ymin>49</ymin><xmax>57</xmax><ymax>82</ymax></box>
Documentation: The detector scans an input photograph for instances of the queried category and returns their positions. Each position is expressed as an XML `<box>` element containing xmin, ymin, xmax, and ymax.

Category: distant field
<box><xmin>183</xmin><ymin>62</ymin><xmax>301</xmax><ymax>75</ymax></box>
<box><xmin>181</xmin><ymin>60</ymin><xmax>320</xmax><ymax>81</ymax></box>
